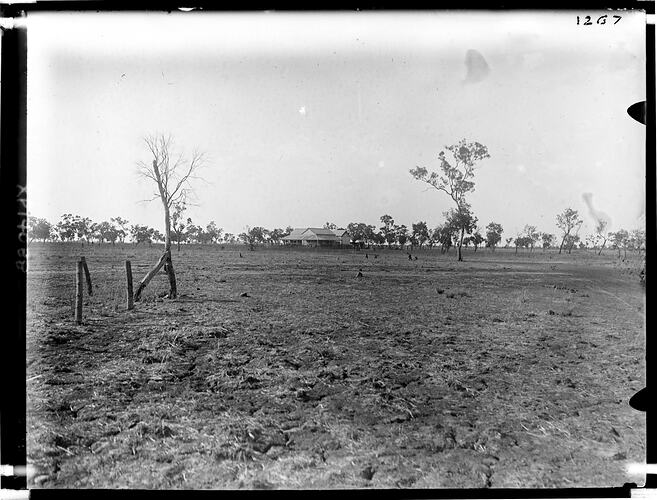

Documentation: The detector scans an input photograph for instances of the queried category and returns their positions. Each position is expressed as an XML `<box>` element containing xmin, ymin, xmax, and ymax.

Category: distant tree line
<box><xmin>345</xmin><ymin>216</ymin><xmax>499</xmax><ymax>254</ymax></box>
<box><xmin>27</xmin><ymin>210</ymin><xmax>296</xmax><ymax>250</ymax></box>
<box><xmin>27</xmin><ymin>208</ymin><xmax>645</xmax><ymax>257</ymax></box>
<box><xmin>27</xmin><ymin>212</ymin><xmax>227</xmax><ymax>247</ymax></box>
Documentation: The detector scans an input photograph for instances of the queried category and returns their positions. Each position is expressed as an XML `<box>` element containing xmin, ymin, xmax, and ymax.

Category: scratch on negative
<box><xmin>597</xmin><ymin>288</ymin><xmax>639</xmax><ymax>311</ymax></box>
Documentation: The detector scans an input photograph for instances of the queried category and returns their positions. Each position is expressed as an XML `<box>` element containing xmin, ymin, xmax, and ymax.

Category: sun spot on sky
<box><xmin>298</xmin><ymin>106</ymin><xmax>307</xmax><ymax>116</ymax></box>
<box><xmin>378</xmin><ymin>160</ymin><xmax>385</xmax><ymax>169</ymax></box>
<box><xmin>516</xmin><ymin>164</ymin><xmax>526</xmax><ymax>174</ymax></box>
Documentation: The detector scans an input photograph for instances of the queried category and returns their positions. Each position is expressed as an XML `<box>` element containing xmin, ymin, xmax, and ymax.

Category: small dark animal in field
<box><xmin>239</xmin><ymin>253</ymin><xmax>243</xmax><ymax>258</ymax></box>
<box><xmin>436</xmin><ymin>287</ymin><xmax>445</xmax><ymax>294</ymax></box>
<box><xmin>240</xmin><ymin>292</ymin><xmax>250</xmax><ymax>297</ymax></box>
<box><xmin>408</xmin><ymin>254</ymin><xmax>412</xmax><ymax>260</ymax></box>
<box><xmin>374</xmin><ymin>254</ymin><xmax>378</xmax><ymax>259</ymax></box>
<box><xmin>357</xmin><ymin>269</ymin><xmax>363</xmax><ymax>278</ymax></box>
<box><xmin>366</xmin><ymin>253</ymin><xmax>368</xmax><ymax>259</ymax></box>
<box><xmin>414</xmin><ymin>256</ymin><xmax>418</xmax><ymax>260</ymax></box>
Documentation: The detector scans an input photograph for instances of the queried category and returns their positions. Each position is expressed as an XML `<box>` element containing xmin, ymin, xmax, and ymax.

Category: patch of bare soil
<box><xmin>26</xmin><ymin>244</ymin><xmax>645</xmax><ymax>488</ymax></box>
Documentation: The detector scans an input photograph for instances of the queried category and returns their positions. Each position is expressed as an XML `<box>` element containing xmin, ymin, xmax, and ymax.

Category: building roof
<box><xmin>304</xmin><ymin>228</ymin><xmax>339</xmax><ymax>239</ymax></box>
<box><xmin>301</xmin><ymin>228</ymin><xmax>337</xmax><ymax>241</ymax></box>
<box><xmin>282</xmin><ymin>227</ymin><xmax>351</xmax><ymax>241</ymax></box>
<box><xmin>282</xmin><ymin>228</ymin><xmax>308</xmax><ymax>240</ymax></box>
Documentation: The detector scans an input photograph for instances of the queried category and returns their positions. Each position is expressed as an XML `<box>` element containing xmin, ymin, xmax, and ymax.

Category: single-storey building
<box><xmin>331</xmin><ymin>229</ymin><xmax>351</xmax><ymax>246</ymax></box>
<box><xmin>282</xmin><ymin>227</ymin><xmax>351</xmax><ymax>247</ymax></box>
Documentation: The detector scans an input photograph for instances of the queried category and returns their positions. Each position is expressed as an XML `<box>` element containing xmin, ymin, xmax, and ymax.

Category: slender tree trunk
<box><xmin>558</xmin><ymin>234</ymin><xmax>567</xmax><ymax>254</ymax></box>
<box><xmin>162</xmin><ymin>201</ymin><xmax>178</xmax><ymax>298</ymax></box>
<box><xmin>165</xmin><ymin>250</ymin><xmax>177</xmax><ymax>297</ymax></box>
<box><xmin>457</xmin><ymin>228</ymin><xmax>464</xmax><ymax>261</ymax></box>
<box><xmin>598</xmin><ymin>240</ymin><xmax>606</xmax><ymax>256</ymax></box>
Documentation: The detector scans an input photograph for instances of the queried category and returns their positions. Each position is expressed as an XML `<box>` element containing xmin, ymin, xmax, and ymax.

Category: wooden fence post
<box><xmin>80</xmin><ymin>256</ymin><xmax>93</xmax><ymax>296</ymax></box>
<box><xmin>75</xmin><ymin>260</ymin><xmax>84</xmax><ymax>324</ymax></box>
<box><xmin>125</xmin><ymin>260</ymin><xmax>134</xmax><ymax>310</ymax></box>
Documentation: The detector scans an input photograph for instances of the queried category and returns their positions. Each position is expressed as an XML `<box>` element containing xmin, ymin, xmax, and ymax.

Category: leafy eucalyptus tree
<box><xmin>410</xmin><ymin>139</ymin><xmax>490</xmax><ymax>261</ymax></box>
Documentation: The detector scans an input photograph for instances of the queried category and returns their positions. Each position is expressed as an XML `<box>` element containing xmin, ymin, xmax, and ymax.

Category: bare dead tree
<box><xmin>134</xmin><ymin>134</ymin><xmax>205</xmax><ymax>301</ymax></box>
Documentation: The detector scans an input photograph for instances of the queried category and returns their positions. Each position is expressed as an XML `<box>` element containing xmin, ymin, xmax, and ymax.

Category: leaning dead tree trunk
<box><xmin>134</xmin><ymin>251</ymin><xmax>168</xmax><ymax>301</ymax></box>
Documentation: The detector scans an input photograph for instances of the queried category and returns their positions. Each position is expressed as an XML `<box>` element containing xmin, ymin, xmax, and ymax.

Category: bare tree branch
<box><xmin>136</xmin><ymin>194</ymin><xmax>162</xmax><ymax>204</ymax></box>
<box><xmin>169</xmin><ymin>152</ymin><xmax>204</xmax><ymax>205</ymax></box>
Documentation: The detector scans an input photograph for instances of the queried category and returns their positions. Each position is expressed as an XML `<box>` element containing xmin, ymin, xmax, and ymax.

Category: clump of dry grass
<box><xmin>516</xmin><ymin>289</ymin><xmax>529</xmax><ymax>305</ymax></box>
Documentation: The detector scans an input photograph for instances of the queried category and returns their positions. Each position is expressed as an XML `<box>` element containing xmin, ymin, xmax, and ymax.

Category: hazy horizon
<box><xmin>27</xmin><ymin>11</ymin><xmax>646</xmax><ymax>239</ymax></box>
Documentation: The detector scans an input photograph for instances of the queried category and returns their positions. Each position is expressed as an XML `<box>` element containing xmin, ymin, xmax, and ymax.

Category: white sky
<box><xmin>27</xmin><ymin>11</ymin><xmax>646</xmax><ymax>238</ymax></box>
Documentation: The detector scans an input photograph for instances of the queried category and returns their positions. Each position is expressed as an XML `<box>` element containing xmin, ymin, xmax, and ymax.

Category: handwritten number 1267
<box><xmin>577</xmin><ymin>15</ymin><xmax>622</xmax><ymax>25</ymax></box>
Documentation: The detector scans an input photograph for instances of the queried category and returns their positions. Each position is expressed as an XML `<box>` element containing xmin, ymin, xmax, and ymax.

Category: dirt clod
<box><xmin>360</xmin><ymin>465</ymin><xmax>376</xmax><ymax>480</ymax></box>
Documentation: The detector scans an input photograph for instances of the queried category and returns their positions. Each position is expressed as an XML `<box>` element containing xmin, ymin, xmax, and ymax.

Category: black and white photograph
<box><xmin>23</xmin><ymin>10</ymin><xmax>647</xmax><ymax>489</ymax></box>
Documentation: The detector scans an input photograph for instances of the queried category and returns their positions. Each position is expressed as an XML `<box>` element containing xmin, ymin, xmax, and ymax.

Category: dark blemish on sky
<box><xmin>463</xmin><ymin>49</ymin><xmax>490</xmax><ymax>85</ymax></box>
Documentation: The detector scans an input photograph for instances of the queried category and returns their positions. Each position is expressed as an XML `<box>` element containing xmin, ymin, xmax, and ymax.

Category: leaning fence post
<box><xmin>80</xmin><ymin>256</ymin><xmax>93</xmax><ymax>296</ymax></box>
<box><xmin>125</xmin><ymin>260</ymin><xmax>134</xmax><ymax>310</ymax></box>
<box><xmin>75</xmin><ymin>260</ymin><xmax>84</xmax><ymax>324</ymax></box>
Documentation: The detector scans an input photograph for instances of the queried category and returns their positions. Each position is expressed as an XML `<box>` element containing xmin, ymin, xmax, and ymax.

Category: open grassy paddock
<box><xmin>26</xmin><ymin>242</ymin><xmax>646</xmax><ymax>489</ymax></box>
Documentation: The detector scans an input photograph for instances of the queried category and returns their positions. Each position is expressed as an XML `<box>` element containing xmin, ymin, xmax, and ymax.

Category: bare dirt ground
<box><xmin>26</xmin><ymin>243</ymin><xmax>646</xmax><ymax>489</ymax></box>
